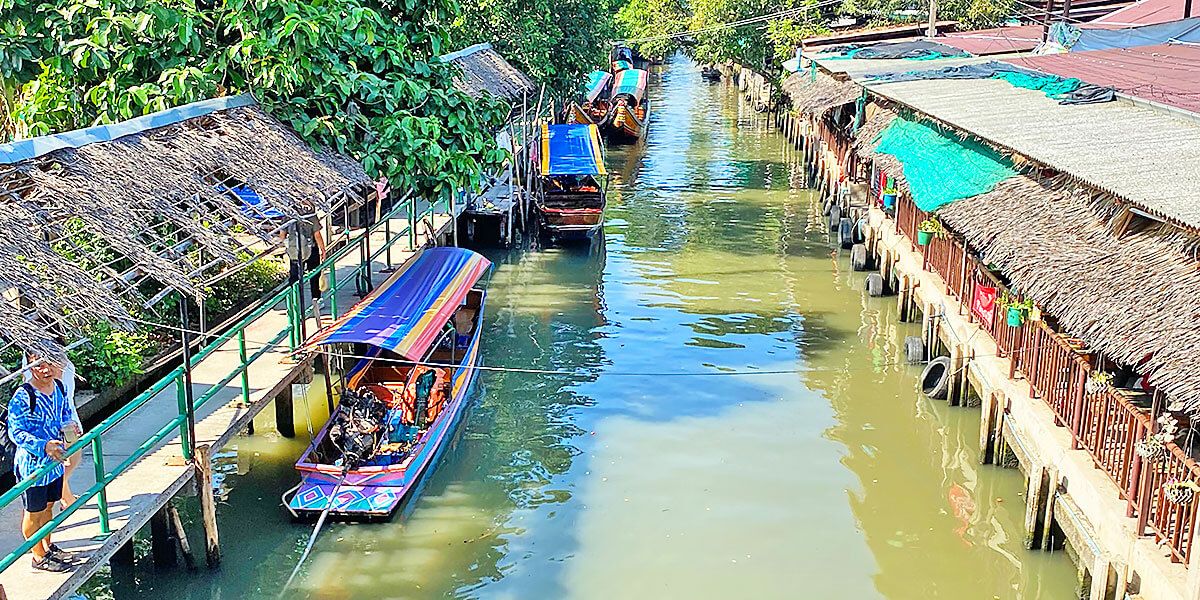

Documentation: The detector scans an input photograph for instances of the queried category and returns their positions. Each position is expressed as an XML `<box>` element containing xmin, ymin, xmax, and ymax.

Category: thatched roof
<box><xmin>782</xmin><ymin>71</ymin><xmax>860</xmax><ymax>117</ymax></box>
<box><xmin>938</xmin><ymin>176</ymin><xmax>1200</xmax><ymax>413</ymax></box>
<box><xmin>0</xmin><ymin>96</ymin><xmax>370</xmax><ymax>354</ymax></box>
<box><xmin>441</xmin><ymin>43</ymin><xmax>537</xmax><ymax>102</ymax></box>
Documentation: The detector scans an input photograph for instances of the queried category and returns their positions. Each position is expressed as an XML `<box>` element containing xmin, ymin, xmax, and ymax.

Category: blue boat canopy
<box><xmin>540</xmin><ymin>124</ymin><xmax>607</xmax><ymax>177</ymax></box>
<box><xmin>305</xmin><ymin>247</ymin><xmax>491</xmax><ymax>361</ymax></box>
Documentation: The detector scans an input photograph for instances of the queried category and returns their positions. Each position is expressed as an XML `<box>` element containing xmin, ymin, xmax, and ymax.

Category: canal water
<box><xmin>81</xmin><ymin>56</ymin><xmax>1079</xmax><ymax>599</ymax></box>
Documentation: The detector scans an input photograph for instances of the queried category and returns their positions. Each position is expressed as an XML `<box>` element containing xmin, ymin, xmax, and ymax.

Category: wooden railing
<box><xmin>888</xmin><ymin>187</ymin><xmax>1200</xmax><ymax>564</ymax></box>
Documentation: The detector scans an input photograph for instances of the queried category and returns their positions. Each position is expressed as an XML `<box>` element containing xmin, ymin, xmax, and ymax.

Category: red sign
<box><xmin>972</xmin><ymin>282</ymin><xmax>997</xmax><ymax>327</ymax></box>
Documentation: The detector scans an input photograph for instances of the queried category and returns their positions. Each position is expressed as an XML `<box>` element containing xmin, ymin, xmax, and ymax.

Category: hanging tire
<box><xmin>904</xmin><ymin>336</ymin><xmax>925</xmax><ymax>364</ymax></box>
<box><xmin>866</xmin><ymin>273</ymin><xmax>885</xmax><ymax>297</ymax></box>
<box><xmin>838</xmin><ymin>218</ymin><xmax>854</xmax><ymax>249</ymax></box>
<box><xmin>921</xmin><ymin>356</ymin><xmax>951</xmax><ymax>399</ymax></box>
<box><xmin>854</xmin><ymin>218</ymin><xmax>868</xmax><ymax>244</ymax></box>
<box><xmin>829</xmin><ymin>205</ymin><xmax>841</xmax><ymax>231</ymax></box>
<box><xmin>851</xmin><ymin>243</ymin><xmax>869</xmax><ymax>271</ymax></box>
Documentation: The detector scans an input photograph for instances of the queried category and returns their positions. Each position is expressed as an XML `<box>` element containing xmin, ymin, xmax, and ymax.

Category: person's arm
<box><xmin>8</xmin><ymin>389</ymin><xmax>51</xmax><ymax>458</ymax></box>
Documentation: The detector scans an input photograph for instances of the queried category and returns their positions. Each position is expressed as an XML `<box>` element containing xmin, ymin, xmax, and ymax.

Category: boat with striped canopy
<box><xmin>286</xmin><ymin>247</ymin><xmax>491</xmax><ymax>519</ymax></box>
<box><xmin>536</xmin><ymin>123</ymin><xmax>608</xmax><ymax>241</ymax></box>
<box><xmin>568</xmin><ymin>70</ymin><xmax>614</xmax><ymax>126</ymax></box>
<box><xmin>605</xmin><ymin>68</ymin><xmax>650</xmax><ymax>143</ymax></box>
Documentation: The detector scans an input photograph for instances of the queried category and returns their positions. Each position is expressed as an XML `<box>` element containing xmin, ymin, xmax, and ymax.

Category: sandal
<box><xmin>48</xmin><ymin>545</ymin><xmax>80</xmax><ymax>563</ymax></box>
<box><xmin>31</xmin><ymin>555</ymin><xmax>71</xmax><ymax>573</ymax></box>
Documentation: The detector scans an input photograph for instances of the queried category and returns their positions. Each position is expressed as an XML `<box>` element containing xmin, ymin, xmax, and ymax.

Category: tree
<box><xmin>614</xmin><ymin>0</ymin><xmax>690</xmax><ymax>60</ymax></box>
<box><xmin>449</xmin><ymin>0</ymin><xmax>617</xmax><ymax>96</ymax></box>
<box><xmin>690</xmin><ymin>0</ymin><xmax>830</xmax><ymax>71</ymax></box>
<box><xmin>0</xmin><ymin>0</ymin><xmax>509</xmax><ymax>202</ymax></box>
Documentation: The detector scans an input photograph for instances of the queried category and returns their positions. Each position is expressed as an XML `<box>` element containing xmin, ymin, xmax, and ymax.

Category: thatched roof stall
<box><xmin>0</xmin><ymin>95</ymin><xmax>370</xmax><ymax>355</ymax></box>
<box><xmin>937</xmin><ymin>176</ymin><xmax>1200</xmax><ymax>413</ymax></box>
<box><xmin>441</xmin><ymin>43</ymin><xmax>537</xmax><ymax>102</ymax></box>
<box><xmin>782</xmin><ymin>70</ymin><xmax>860</xmax><ymax>117</ymax></box>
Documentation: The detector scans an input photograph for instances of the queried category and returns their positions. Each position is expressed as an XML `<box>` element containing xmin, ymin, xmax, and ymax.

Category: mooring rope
<box><xmin>279</xmin><ymin>466</ymin><xmax>350</xmax><ymax>597</ymax></box>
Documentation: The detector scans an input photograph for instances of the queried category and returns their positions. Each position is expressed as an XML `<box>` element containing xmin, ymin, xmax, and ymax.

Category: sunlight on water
<box><xmin>80</xmin><ymin>55</ymin><xmax>1079</xmax><ymax>600</ymax></box>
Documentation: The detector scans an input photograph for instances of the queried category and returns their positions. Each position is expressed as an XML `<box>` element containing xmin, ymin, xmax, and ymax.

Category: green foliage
<box><xmin>1</xmin><ymin>0</ymin><xmax>509</xmax><ymax>202</ymax></box>
<box><xmin>690</xmin><ymin>0</ymin><xmax>830</xmax><ymax>71</ymax></box>
<box><xmin>202</xmin><ymin>255</ymin><xmax>286</xmax><ymax>317</ymax></box>
<box><xmin>69</xmin><ymin>322</ymin><xmax>158</xmax><ymax>390</ymax></box>
<box><xmin>449</xmin><ymin>0</ymin><xmax>617</xmax><ymax>96</ymax></box>
<box><xmin>50</xmin><ymin>217</ymin><xmax>121</xmax><ymax>276</ymax></box>
<box><xmin>615</xmin><ymin>0</ymin><xmax>689</xmax><ymax>60</ymax></box>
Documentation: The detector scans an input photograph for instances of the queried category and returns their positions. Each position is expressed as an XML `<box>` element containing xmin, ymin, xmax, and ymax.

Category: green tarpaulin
<box><xmin>873</xmin><ymin>119</ymin><xmax>1016</xmax><ymax>213</ymax></box>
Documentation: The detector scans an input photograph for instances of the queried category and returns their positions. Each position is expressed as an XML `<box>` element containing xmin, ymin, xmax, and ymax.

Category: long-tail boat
<box><xmin>286</xmin><ymin>247</ymin><xmax>492</xmax><ymax>519</ymax></box>
<box><xmin>535</xmin><ymin>123</ymin><xmax>608</xmax><ymax>241</ymax></box>
<box><xmin>606</xmin><ymin>68</ymin><xmax>650</xmax><ymax>143</ymax></box>
<box><xmin>568</xmin><ymin>70</ymin><xmax>613</xmax><ymax>126</ymax></box>
<box><xmin>611</xmin><ymin>45</ymin><xmax>635</xmax><ymax>72</ymax></box>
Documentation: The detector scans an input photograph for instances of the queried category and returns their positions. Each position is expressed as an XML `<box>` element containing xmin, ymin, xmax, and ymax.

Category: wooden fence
<box><xmin>891</xmin><ymin>192</ymin><xmax>1200</xmax><ymax>564</ymax></box>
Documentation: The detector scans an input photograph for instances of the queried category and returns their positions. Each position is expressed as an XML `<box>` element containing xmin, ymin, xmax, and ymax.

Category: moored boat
<box><xmin>286</xmin><ymin>247</ymin><xmax>491</xmax><ymax>519</ymax></box>
<box><xmin>611</xmin><ymin>45</ymin><xmax>635</xmax><ymax>72</ymax></box>
<box><xmin>536</xmin><ymin>123</ymin><xmax>608</xmax><ymax>241</ymax></box>
<box><xmin>568</xmin><ymin>70</ymin><xmax>613</xmax><ymax>126</ymax></box>
<box><xmin>605</xmin><ymin>68</ymin><xmax>650</xmax><ymax>143</ymax></box>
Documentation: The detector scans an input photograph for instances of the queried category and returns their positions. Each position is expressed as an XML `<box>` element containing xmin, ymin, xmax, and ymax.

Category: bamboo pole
<box><xmin>167</xmin><ymin>502</ymin><xmax>196</xmax><ymax>570</ymax></box>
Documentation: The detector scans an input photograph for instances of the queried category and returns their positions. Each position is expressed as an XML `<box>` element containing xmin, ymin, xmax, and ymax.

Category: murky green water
<box><xmin>83</xmin><ymin>56</ymin><xmax>1079</xmax><ymax>599</ymax></box>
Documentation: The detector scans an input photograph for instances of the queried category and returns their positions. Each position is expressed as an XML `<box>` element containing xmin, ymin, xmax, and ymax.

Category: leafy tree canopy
<box><xmin>0</xmin><ymin>0</ymin><xmax>510</xmax><ymax>202</ymax></box>
<box><xmin>614</xmin><ymin>0</ymin><xmax>690</xmax><ymax>60</ymax></box>
<box><xmin>449</xmin><ymin>0</ymin><xmax>618</xmax><ymax>96</ymax></box>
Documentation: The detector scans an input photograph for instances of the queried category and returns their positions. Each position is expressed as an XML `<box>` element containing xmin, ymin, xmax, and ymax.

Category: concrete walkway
<box><xmin>0</xmin><ymin>211</ymin><xmax>454</xmax><ymax>600</ymax></box>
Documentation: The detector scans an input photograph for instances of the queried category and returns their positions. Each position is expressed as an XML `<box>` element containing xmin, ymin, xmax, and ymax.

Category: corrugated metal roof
<box><xmin>938</xmin><ymin>24</ymin><xmax>1045</xmax><ymax>55</ymax></box>
<box><xmin>1008</xmin><ymin>43</ymin><xmax>1200</xmax><ymax>113</ymax></box>
<box><xmin>1088</xmin><ymin>0</ymin><xmax>1185</xmax><ymax>26</ymax></box>
<box><xmin>864</xmin><ymin>77</ymin><xmax>1200</xmax><ymax>228</ymax></box>
<box><xmin>808</xmin><ymin>53</ymin><xmax>1005</xmax><ymax>79</ymax></box>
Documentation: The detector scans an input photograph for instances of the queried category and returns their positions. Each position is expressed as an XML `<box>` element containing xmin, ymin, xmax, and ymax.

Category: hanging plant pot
<box><xmin>882</xmin><ymin>193</ymin><xmax>897</xmax><ymax>209</ymax></box>
<box><xmin>1135</xmin><ymin>436</ymin><xmax>1170</xmax><ymax>462</ymax></box>
<box><xmin>917</xmin><ymin>230</ymin><xmax>933</xmax><ymax>246</ymax></box>
<box><xmin>1006</xmin><ymin>306</ymin><xmax>1024</xmax><ymax>328</ymax></box>
<box><xmin>1163</xmin><ymin>481</ymin><xmax>1198</xmax><ymax>505</ymax></box>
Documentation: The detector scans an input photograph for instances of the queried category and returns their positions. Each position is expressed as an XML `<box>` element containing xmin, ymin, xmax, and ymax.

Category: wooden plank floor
<box><xmin>0</xmin><ymin>213</ymin><xmax>453</xmax><ymax>600</ymax></box>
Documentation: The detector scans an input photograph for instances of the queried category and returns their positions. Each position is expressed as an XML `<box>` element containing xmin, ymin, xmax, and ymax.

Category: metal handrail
<box><xmin>0</xmin><ymin>193</ymin><xmax>449</xmax><ymax>574</ymax></box>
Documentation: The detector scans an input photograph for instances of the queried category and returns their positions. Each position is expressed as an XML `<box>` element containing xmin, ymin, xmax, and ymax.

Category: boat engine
<box><xmin>329</xmin><ymin>387</ymin><xmax>387</xmax><ymax>468</ymax></box>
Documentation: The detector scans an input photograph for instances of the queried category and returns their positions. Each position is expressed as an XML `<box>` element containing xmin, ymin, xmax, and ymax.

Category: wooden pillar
<box><xmin>1024</xmin><ymin>465</ymin><xmax>1051</xmax><ymax>549</ymax></box>
<box><xmin>275</xmin><ymin>385</ymin><xmax>295</xmax><ymax>438</ymax></box>
<box><xmin>195</xmin><ymin>444</ymin><xmax>221</xmax><ymax>567</ymax></box>
<box><xmin>979</xmin><ymin>392</ymin><xmax>998</xmax><ymax>465</ymax></box>
<box><xmin>947</xmin><ymin>345</ymin><xmax>965</xmax><ymax>406</ymax></box>
<box><xmin>1187</xmin><ymin>524</ymin><xmax>1200</xmax><ymax>598</ymax></box>
<box><xmin>150</xmin><ymin>507</ymin><xmax>178</xmax><ymax>567</ymax></box>
<box><xmin>111</xmin><ymin>536</ymin><xmax>135</xmax><ymax>566</ymax></box>
<box><xmin>1039</xmin><ymin>471</ymin><xmax>1060</xmax><ymax>551</ymax></box>
<box><xmin>167</xmin><ymin>502</ymin><xmax>196</xmax><ymax>570</ymax></box>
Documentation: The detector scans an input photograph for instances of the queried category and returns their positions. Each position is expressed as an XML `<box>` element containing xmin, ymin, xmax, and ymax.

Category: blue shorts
<box><xmin>22</xmin><ymin>476</ymin><xmax>63</xmax><ymax>512</ymax></box>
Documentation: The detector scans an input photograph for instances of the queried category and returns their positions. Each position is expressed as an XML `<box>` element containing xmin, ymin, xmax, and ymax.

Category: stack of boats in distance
<box><xmin>567</xmin><ymin>45</ymin><xmax>650</xmax><ymax>144</ymax></box>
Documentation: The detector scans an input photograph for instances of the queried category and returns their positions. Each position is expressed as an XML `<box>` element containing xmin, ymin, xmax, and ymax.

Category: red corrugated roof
<box><xmin>1087</xmin><ymin>0</ymin><xmax>1185</xmax><ymax>27</ymax></box>
<box><xmin>1007</xmin><ymin>43</ymin><xmax>1200</xmax><ymax>112</ymax></box>
<box><xmin>939</xmin><ymin>24</ymin><xmax>1046</xmax><ymax>54</ymax></box>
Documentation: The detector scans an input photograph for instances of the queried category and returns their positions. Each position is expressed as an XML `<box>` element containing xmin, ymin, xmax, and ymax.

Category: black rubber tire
<box><xmin>921</xmin><ymin>356</ymin><xmax>951</xmax><ymax>399</ymax></box>
<box><xmin>904</xmin><ymin>336</ymin><xmax>925</xmax><ymax>364</ymax></box>
<box><xmin>829</xmin><ymin>205</ymin><xmax>841</xmax><ymax>231</ymax></box>
<box><xmin>839</xmin><ymin>217</ymin><xmax>854</xmax><ymax>249</ymax></box>
<box><xmin>850</xmin><ymin>243</ymin><xmax>869</xmax><ymax>271</ymax></box>
<box><xmin>854</xmin><ymin>218</ymin><xmax>868</xmax><ymax>244</ymax></box>
<box><xmin>866</xmin><ymin>273</ymin><xmax>885</xmax><ymax>297</ymax></box>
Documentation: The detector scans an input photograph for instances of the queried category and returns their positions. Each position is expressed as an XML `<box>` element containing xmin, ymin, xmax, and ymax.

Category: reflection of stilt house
<box><xmin>441</xmin><ymin>43</ymin><xmax>546</xmax><ymax>246</ymax></box>
<box><xmin>778</xmin><ymin>13</ymin><xmax>1200</xmax><ymax>596</ymax></box>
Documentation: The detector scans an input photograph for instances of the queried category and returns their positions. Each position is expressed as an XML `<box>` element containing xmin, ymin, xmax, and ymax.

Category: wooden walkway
<box><xmin>0</xmin><ymin>212</ymin><xmax>454</xmax><ymax>600</ymax></box>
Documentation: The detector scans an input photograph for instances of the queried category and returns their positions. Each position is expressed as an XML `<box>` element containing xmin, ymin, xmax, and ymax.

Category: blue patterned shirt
<box><xmin>7</xmin><ymin>382</ymin><xmax>71</xmax><ymax>486</ymax></box>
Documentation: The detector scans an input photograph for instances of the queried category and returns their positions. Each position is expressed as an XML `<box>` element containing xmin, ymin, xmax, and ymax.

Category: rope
<box><xmin>279</xmin><ymin>467</ymin><xmax>350</xmax><ymax>597</ymax></box>
<box><xmin>621</xmin><ymin>0</ymin><xmax>844</xmax><ymax>44</ymax></box>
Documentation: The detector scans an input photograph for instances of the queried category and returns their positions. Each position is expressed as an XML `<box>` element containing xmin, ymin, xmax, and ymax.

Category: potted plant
<box><xmin>881</xmin><ymin>186</ymin><xmax>897</xmax><ymax>210</ymax></box>
<box><xmin>917</xmin><ymin>217</ymin><xmax>943</xmax><ymax>246</ymax></box>
<box><xmin>1162</xmin><ymin>480</ymin><xmax>1200</xmax><ymax>505</ymax></box>
<box><xmin>1086</xmin><ymin>371</ymin><xmax>1115</xmax><ymax>395</ymax></box>
<box><xmin>1135</xmin><ymin>432</ymin><xmax>1172</xmax><ymax>462</ymax></box>
<box><xmin>996</xmin><ymin>293</ymin><xmax>1033</xmax><ymax>328</ymax></box>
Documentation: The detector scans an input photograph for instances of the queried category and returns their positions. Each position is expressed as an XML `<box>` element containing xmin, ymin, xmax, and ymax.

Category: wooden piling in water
<box><xmin>196</xmin><ymin>444</ymin><xmax>222</xmax><ymax>567</ymax></box>
<box><xmin>167</xmin><ymin>502</ymin><xmax>196</xmax><ymax>570</ymax></box>
<box><xmin>275</xmin><ymin>385</ymin><xmax>295</xmax><ymax>438</ymax></box>
<box><xmin>150</xmin><ymin>506</ymin><xmax>178</xmax><ymax>567</ymax></box>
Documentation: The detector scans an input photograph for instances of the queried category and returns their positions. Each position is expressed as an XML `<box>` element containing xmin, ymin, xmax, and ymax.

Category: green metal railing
<box><xmin>0</xmin><ymin>195</ymin><xmax>450</xmax><ymax>574</ymax></box>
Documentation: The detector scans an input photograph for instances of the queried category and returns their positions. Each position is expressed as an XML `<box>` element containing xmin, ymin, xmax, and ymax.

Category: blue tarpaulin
<box><xmin>540</xmin><ymin>124</ymin><xmax>606</xmax><ymax>176</ymax></box>
<box><xmin>1071</xmin><ymin>17</ymin><xmax>1200</xmax><ymax>51</ymax></box>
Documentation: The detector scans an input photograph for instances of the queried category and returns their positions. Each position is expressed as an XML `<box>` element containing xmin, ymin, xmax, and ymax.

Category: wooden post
<box><xmin>167</xmin><ymin>502</ymin><xmax>196</xmax><ymax>570</ymax></box>
<box><xmin>1024</xmin><ymin>465</ymin><xmax>1050</xmax><ymax>549</ymax></box>
<box><xmin>195</xmin><ymin>444</ymin><xmax>221</xmax><ymax>567</ymax></box>
<box><xmin>927</xmin><ymin>0</ymin><xmax>939</xmax><ymax>37</ymax></box>
<box><xmin>0</xmin><ymin>583</ymin><xmax>6</xmax><ymax>600</ymax></box>
<box><xmin>979</xmin><ymin>392</ymin><xmax>998</xmax><ymax>464</ymax></box>
<box><xmin>150</xmin><ymin>507</ymin><xmax>178</xmax><ymax>567</ymax></box>
<box><xmin>275</xmin><ymin>385</ymin><xmax>295</xmax><ymax>438</ymax></box>
<box><xmin>111</xmin><ymin>536</ymin><xmax>135</xmax><ymax>566</ymax></box>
